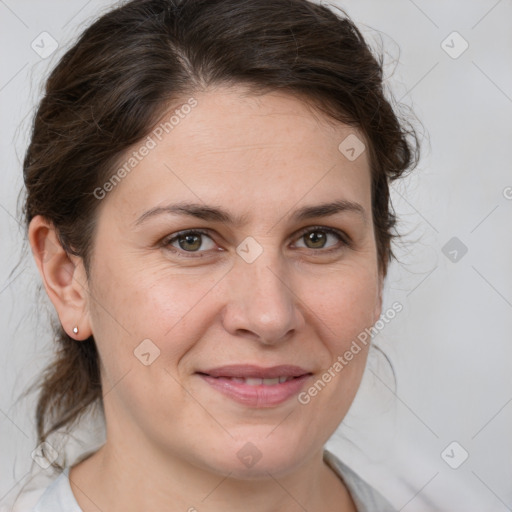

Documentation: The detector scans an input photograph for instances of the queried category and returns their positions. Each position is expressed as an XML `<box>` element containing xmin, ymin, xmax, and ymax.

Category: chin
<box><xmin>194</xmin><ymin>432</ymin><xmax>314</xmax><ymax>480</ymax></box>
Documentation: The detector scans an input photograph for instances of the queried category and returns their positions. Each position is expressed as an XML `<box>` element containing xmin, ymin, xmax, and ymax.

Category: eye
<box><xmin>163</xmin><ymin>229</ymin><xmax>217</xmax><ymax>256</ymax></box>
<box><xmin>293</xmin><ymin>226</ymin><xmax>349</xmax><ymax>252</ymax></box>
<box><xmin>162</xmin><ymin>226</ymin><xmax>350</xmax><ymax>258</ymax></box>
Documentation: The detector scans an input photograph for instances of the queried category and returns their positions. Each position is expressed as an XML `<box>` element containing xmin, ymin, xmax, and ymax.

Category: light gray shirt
<box><xmin>323</xmin><ymin>450</ymin><xmax>396</xmax><ymax>511</ymax></box>
<box><xmin>25</xmin><ymin>450</ymin><xmax>395</xmax><ymax>511</ymax></box>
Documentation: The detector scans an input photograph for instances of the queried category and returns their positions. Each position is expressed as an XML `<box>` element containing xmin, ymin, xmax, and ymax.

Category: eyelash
<box><xmin>161</xmin><ymin>226</ymin><xmax>351</xmax><ymax>258</ymax></box>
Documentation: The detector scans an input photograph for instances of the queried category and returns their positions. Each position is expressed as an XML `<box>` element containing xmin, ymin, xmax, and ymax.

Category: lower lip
<box><xmin>198</xmin><ymin>374</ymin><xmax>311</xmax><ymax>407</ymax></box>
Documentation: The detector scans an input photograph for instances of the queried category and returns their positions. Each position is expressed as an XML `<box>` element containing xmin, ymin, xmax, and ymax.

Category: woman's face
<box><xmin>84</xmin><ymin>86</ymin><xmax>382</xmax><ymax>477</ymax></box>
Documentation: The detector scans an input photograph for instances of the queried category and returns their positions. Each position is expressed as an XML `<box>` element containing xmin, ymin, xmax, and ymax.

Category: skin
<box><xmin>29</xmin><ymin>85</ymin><xmax>383</xmax><ymax>512</ymax></box>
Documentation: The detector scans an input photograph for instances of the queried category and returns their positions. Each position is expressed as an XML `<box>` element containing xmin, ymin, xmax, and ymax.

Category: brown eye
<box><xmin>177</xmin><ymin>233</ymin><xmax>202</xmax><ymax>251</ymax></box>
<box><xmin>165</xmin><ymin>230</ymin><xmax>216</xmax><ymax>254</ymax></box>
<box><xmin>303</xmin><ymin>230</ymin><xmax>327</xmax><ymax>249</ymax></box>
<box><xmin>294</xmin><ymin>227</ymin><xmax>348</xmax><ymax>251</ymax></box>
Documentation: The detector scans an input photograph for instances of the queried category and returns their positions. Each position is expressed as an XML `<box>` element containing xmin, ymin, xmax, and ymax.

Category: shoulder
<box><xmin>2</xmin><ymin>468</ymin><xmax>81</xmax><ymax>512</ymax></box>
<box><xmin>32</xmin><ymin>468</ymin><xmax>81</xmax><ymax>512</ymax></box>
<box><xmin>323</xmin><ymin>449</ymin><xmax>396</xmax><ymax>512</ymax></box>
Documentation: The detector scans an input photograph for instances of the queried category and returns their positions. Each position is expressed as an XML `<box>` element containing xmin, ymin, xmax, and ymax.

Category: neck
<box><xmin>69</xmin><ymin>439</ymin><xmax>356</xmax><ymax>512</ymax></box>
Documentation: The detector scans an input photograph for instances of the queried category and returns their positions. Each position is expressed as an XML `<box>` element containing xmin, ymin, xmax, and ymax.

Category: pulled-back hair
<box><xmin>22</xmin><ymin>0</ymin><xmax>419</xmax><ymax>470</ymax></box>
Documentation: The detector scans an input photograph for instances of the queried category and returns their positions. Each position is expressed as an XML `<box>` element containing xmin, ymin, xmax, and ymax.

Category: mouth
<box><xmin>201</xmin><ymin>375</ymin><xmax>300</xmax><ymax>385</ymax></box>
<box><xmin>195</xmin><ymin>365</ymin><xmax>313</xmax><ymax>407</ymax></box>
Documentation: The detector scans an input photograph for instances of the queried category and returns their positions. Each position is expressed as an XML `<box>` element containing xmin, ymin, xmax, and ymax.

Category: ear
<box><xmin>373</xmin><ymin>271</ymin><xmax>384</xmax><ymax>324</ymax></box>
<box><xmin>28</xmin><ymin>215</ymin><xmax>92</xmax><ymax>340</ymax></box>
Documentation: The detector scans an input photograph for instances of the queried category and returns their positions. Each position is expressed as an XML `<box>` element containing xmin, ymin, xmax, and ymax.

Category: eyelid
<box><xmin>161</xmin><ymin>225</ymin><xmax>351</xmax><ymax>257</ymax></box>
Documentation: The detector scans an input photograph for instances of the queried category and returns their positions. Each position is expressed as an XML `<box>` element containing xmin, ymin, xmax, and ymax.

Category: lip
<box><xmin>199</xmin><ymin>364</ymin><xmax>311</xmax><ymax>379</ymax></box>
<box><xmin>196</xmin><ymin>365</ymin><xmax>312</xmax><ymax>407</ymax></box>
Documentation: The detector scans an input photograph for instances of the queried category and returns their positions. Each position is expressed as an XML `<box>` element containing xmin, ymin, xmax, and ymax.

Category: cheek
<box><xmin>87</xmin><ymin>259</ymin><xmax>221</xmax><ymax>364</ymax></box>
<box><xmin>89</xmin><ymin>251</ymin><xmax>379</xmax><ymax>366</ymax></box>
<box><xmin>290</xmin><ymin>268</ymin><xmax>378</xmax><ymax>447</ymax></box>
<box><xmin>300</xmin><ymin>266</ymin><xmax>378</xmax><ymax>405</ymax></box>
<box><xmin>303</xmin><ymin>264</ymin><xmax>380</xmax><ymax>346</ymax></box>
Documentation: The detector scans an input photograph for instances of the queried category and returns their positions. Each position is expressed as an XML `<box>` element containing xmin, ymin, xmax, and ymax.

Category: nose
<box><xmin>221</xmin><ymin>248</ymin><xmax>305</xmax><ymax>345</ymax></box>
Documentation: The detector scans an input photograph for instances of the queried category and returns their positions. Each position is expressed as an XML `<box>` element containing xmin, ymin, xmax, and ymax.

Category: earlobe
<box><xmin>28</xmin><ymin>215</ymin><xmax>93</xmax><ymax>341</ymax></box>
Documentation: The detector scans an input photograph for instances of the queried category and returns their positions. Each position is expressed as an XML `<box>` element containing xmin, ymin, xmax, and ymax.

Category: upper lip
<box><xmin>197</xmin><ymin>365</ymin><xmax>312</xmax><ymax>379</ymax></box>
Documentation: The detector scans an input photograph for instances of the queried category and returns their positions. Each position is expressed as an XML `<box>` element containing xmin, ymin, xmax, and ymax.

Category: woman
<box><xmin>17</xmin><ymin>0</ymin><xmax>419</xmax><ymax>510</ymax></box>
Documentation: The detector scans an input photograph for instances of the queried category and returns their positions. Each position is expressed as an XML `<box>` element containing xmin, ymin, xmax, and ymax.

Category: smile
<box><xmin>215</xmin><ymin>376</ymin><xmax>297</xmax><ymax>385</ymax></box>
<box><xmin>196</xmin><ymin>365</ymin><xmax>313</xmax><ymax>407</ymax></box>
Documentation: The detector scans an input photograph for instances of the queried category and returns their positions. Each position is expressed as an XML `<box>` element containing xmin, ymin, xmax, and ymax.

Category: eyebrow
<box><xmin>134</xmin><ymin>199</ymin><xmax>367</xmax><ymax>227</ymax></box>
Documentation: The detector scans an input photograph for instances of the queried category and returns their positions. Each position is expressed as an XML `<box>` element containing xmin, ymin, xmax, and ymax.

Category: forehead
<box><xmin>99</xmin><ymin>86</ymin><xmax>372</xmax><ymax>224</ymax></box>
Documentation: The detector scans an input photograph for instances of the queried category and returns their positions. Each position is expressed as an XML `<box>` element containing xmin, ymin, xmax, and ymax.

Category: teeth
<box><xmin>245</xmin><ymin>378</ymin><xmax>263</xmax><ymax>386</ymax></box>
<box><xmin>226</xmin><ymin>376</ymin><xmax>294</xmax><ymax>385</ymax></box>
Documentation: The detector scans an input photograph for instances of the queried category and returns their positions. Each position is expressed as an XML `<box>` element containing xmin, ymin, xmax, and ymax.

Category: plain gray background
<box><xmin>1</xmin><ymin>1</ymin><xmax>511</xmax><ymax>510</ymax></box>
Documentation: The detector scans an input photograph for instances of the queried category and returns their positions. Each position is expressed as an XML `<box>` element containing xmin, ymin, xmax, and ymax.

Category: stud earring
<box><xmin>73</xmin><ymin>326</ymin><xmax>79</xmax><ymax>335</ymax></box>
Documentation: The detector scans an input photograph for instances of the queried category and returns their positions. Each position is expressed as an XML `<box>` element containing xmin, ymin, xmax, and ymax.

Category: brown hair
<box><xmin>22</xmin><ymin>0</ymin><xmax>419</xmax><ymax>470</ymax></box>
